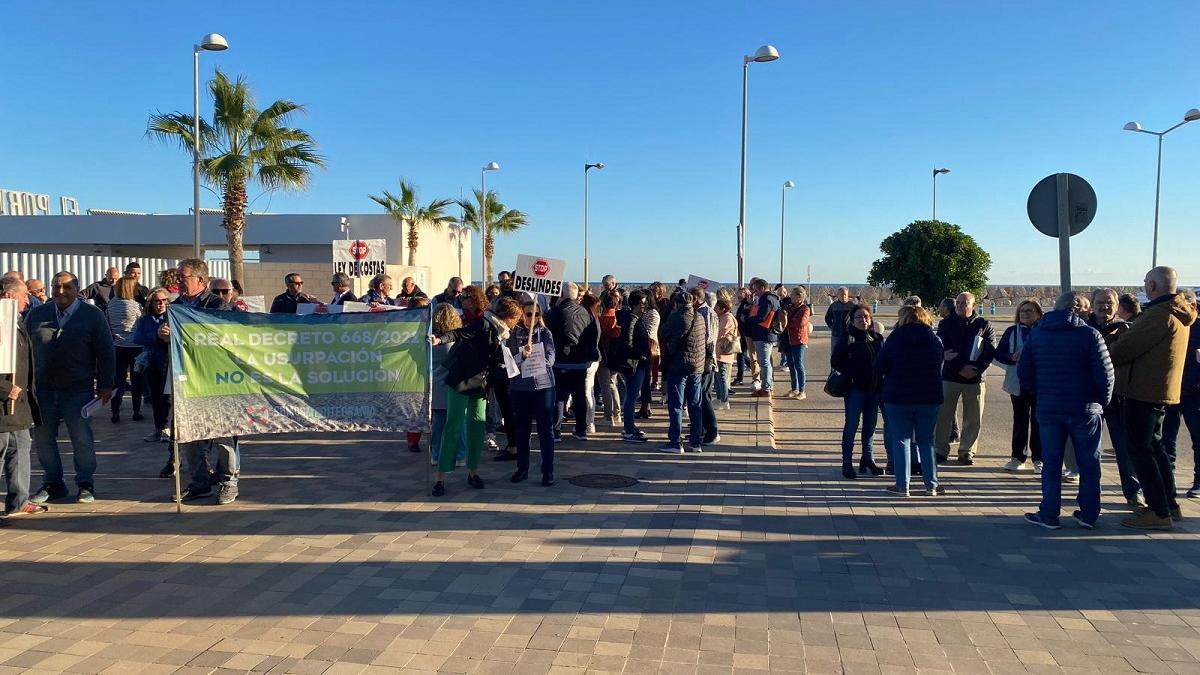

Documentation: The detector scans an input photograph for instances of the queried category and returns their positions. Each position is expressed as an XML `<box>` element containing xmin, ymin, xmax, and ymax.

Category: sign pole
<box><xmin>1056</xmin><ymin>173</ymin><xmax>1071</xmax><ymax>294</ymax></box>
<box><xmin>172</xmin><ymin>422</ymin><xmax>182</xmax><ymax>514</ymax></box>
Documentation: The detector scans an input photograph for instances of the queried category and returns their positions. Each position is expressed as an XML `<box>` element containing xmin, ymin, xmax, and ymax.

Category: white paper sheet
<box><xmin>519</xmin><ymin>342</ymin><xmax>548</xmax><ymax>380</ymax></box>
<box><xmin>501</xmin><ymin>345</ymin><xmax>521</xmax><ymax>379</ymax></box>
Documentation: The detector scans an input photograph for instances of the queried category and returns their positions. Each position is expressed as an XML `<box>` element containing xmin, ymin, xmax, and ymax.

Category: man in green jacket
<box><xmin>1110</xmin><ymin>266</ymin><xmax>1198</xmax><ymax>530</ymax></box>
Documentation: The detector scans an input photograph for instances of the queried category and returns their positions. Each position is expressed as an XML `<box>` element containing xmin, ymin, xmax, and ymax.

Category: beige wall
<box><xmin>238</xmin><ymin>262</ymin><xmax>332</xmax><ymax>299</ymax></box>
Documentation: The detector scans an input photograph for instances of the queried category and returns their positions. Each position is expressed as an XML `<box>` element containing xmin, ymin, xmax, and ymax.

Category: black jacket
<box><xmin>662</xmin><ymin>305</ymin><xmax>706</xmax><ymax>376</ymax></box>
<box><xmin>607</xmin><ymin>308</ymin><xmax>650</xmax><ymax>375</ymax></box>
<box><xmin>1181</xmin><ymin>319</ymin><xmax>1200</xmax><ymax>396</ymax></box>
<box><xmin>174</xmin><ymin>290</ymin><xmax>228</xmax><ymax>310</ymax></box>
<box><xmin>936</xmin><ymin>312</ymin><xmax>995</xmax><ymax>384</ymax></box>
<box><xmin>546</xmin><ymin>300</ymin><xmax>600</xmax><ymax>366</ymax></box>
<box><xmin>443</xmin><ymin>313</ymin><xmax>507</xmax><ymax>398</ymax></box>
<box><xmin>831</xmin><ymin>326</ymin><xmax>884</xmax><ymax>392</ymax></box>
<box><xmin>0</xmin><ymin>323</ymin><xmax>40</xmax><ymax>432</ymax></box>
<box><xmin>270</xmin><ymin>292</ymin><xmax>317</xmax><ymax>314</ymax></box>
<box><xmin>875</xmin><ymin>323</ymin><xmax>944</xmax><ymax>405</ymax></box>
<box><xmin>330</xmin><ymin>290</ymin><xmax>357</xmax><ymax>305</ymax></box>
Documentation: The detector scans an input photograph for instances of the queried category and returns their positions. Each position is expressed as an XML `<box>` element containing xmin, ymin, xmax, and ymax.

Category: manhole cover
<box><xmin>568</xmin><ymin>473</ymin><xmax>639</xmax><ymax>489</ymax></box>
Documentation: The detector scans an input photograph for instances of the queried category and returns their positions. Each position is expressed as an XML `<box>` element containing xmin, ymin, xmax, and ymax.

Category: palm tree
<box><xmin>147</xmin><ymin>69</ymin><xmax>325</xmax><ymax>285</ymax></box>
<box><xmin>368</xmin><ymin>179</ymin><xmax>455</xmax><ymax>266</ymax></box>
<box><xmin>457</xmin><ymin>189</ymin><xmax>528</xmax><ymax>284</ymax></box>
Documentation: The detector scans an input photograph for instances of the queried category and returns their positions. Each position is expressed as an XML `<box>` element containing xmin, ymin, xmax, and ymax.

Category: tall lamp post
<box><xmin>737</xmin><ymin>44</ymin><xmax>780</xmax><ymax>289</ymax></box>
<box><xmin>193</xmin><ymin>32</ymin><xmax>228</xmax><ymax>259</ymax></box>
<box><xmin>480</xmin><ymin>162</ymin><xmax>499</xmax><ymax>283</ymax></box>
<box><xmin>1123</xmin><ymin>108</ymin><xmax>1200</xmax><ymax>267</ymax></box>
<box><xmin>778</xmin><ymin>180</ymin><xmax>795</xmax><ymax>286</ymax></box>
<box><xmin>583</xmin><ymin>162</ymin><xmax>604</xmax><ymax>288</ymax></box>
<box><xmin>931</xmin><ymin>167</ymin><xmax>950</xmax><ymax>222</ymax></box>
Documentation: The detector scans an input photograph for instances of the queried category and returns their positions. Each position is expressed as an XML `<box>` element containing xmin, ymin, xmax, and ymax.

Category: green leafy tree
<box><xmin>867</xmin><ymin>220</ymin><xmax>991</xmax><ymax>305</ymax></box>
<box><xmin>456</xmin><ymin>189</ymin><xmax>528</xmax><ymax>284</ymax></box>
<box><xmin>147</xmin><ymin>69</ymin><xmax>325</xmax><ymax>285</ymax></box>
<box><xmin>369</xmin><ymin>179</ymin><xmax>455</xmax><ymax>266</ymax></box>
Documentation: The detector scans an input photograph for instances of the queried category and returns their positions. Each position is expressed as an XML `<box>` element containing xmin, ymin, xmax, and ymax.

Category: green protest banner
<box><xmin>169</xmin><ymin>305</ymin><xmax>430</xmax><ymax>443</ymax></box>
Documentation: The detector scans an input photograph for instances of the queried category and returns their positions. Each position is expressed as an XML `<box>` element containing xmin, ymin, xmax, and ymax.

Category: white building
<box><xmin>0</xmin><ymin>213</ymin><xmax>472</xmax><ymax>297</ymax></box>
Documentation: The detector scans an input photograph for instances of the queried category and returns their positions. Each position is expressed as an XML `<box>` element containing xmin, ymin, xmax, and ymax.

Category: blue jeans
<box><xmin>841</xmin><ymin>389</ymin><xmax>879</xmax><ymax>466</ymax></box>
<box><xmin>787</xmin><ymin>343</ymin><xmax>807</xmax><ymax>392</ymax></box>
<box><xmin>755</xmin><ymin>341</ymin><xmax>775</xmax><ymax>391</ymax></box>
<box><xmin>1037</xmin><ymin>412</ymin><xmax>1103</xmax><ymax>524</ymax></box>
<box><xmin>511</xmin><ymin>388</ymin><xmax>557</xmax><ymax>475</ymax></box>
<box><xmin>1163</xmin><ymin>393</ymin><xmax>1200</xmax><ymax>482</ymax></box>
<box><xmin>885</xmin><ymin>403</ymin><xmax>939</xmax><ymax>490</ymax></box>
<box><xmin>33</xmin><ymin>388</ymin><xmax>97</xmax><ymax>488</ymax></box>
<box><xmin>666</xmin><ymin>373</ymin><xmax>703</xmax><ymax>447</ymax></box>
<box><xmin>183</xmin><ymin>437</ymin><xmax>239</xmax><ymax>489</ymax></box>
<box><xmin>1</xmin><ymin>429</ymin><xmax>32</xmax><ymax>513</ymax></box>
<box><xmin>431</xmin><ymin>408</ymin><xmax>468</xmax><ymax>465</ymax></box>
<box><xmin>622</xmin><ymin>365</ymin><xmax>647</xmax><ymax>435</ymax></box>
<box><xmin>715</xmin><ymin>362</ymin><xmax>730</xmax><ymax>403</ymax></box>
<box><xmin>1104</xmin><ymin>403</ymin><xmax>1141</xmax><ymax>502</ymax></box>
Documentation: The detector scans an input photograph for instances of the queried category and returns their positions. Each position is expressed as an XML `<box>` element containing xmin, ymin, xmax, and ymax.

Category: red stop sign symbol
<box><xmin>532</xmin><ymin>259</ymin><xmax>550</xmax><ymax>277</ymax></box>
<box><xmin>349</xmin><ymin>240</ymin><xmax>370</xmax><ymax>260</ymax></box>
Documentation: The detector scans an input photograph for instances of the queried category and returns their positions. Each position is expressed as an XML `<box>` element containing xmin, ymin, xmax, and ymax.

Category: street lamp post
<box><xmin>778</xmin><ymin>180</ymin><xmax>795</xmax><ymax>287</ymax></box>
<box><xmin>193</xmin><ymin>32</ymin><xmax>228</xmax><ymax>259</ymax></box>
<box><xmin>1123</xmin><ymin>108</ymin><xmax>1200</xmax><ymax>267</ymax></box>
<box><xmin>932</xmin><ymin>167</ymin><xmax>950</xmax><ymax>222</ymax></box>
<box><xmin>737</xmin><ymin>44</ymin><xmax>780</xmax><ymax>289</ymax></box>
<box><xmin>584</xmin><ymin>162</ymin><xmax>604</xmax><ymax>289</ymax></box>
<box><xmin>480</xmin><ymin>162</ymin><xmax>499</xmax><ymax>283</ymax></box>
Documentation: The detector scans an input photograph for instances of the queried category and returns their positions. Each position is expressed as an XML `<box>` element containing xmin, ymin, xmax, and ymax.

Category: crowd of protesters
<box><xmin>1</xmin><ymin>261</ymin><xmax>1197</xmax><ymax>534</ymax></box>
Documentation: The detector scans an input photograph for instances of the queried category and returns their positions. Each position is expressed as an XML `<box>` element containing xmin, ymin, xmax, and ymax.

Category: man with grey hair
<box><xmin>825</xmin><ymin>286</ymin><xmax>855</xmax><ymax>343</ymax></box>
<box><xmin>935</xmin><ymin>291</ymin><xmax>996</xmax><ymax>464</ymax></box>
<box><xmin>1089</xmin><ymin>287</ymin><xmax>1142</xmax><ymax>507</ymax></box>
<box><xmin>1018</xmin><ymin>292</ymin><xmax>1113</xmax><ymax>529</ymax></box>
<box><xmin>0</xmin><ymin>277</ymin><xmax>43</xmax><ymax>521</ymax></box>
<box><xmin>1162</xmin><ymin>287</ymin><xmax>1200</xmax><ymax>498</ymax></box>
<box><xmin>329</xmin><ymin>272</ymin><xmax>357</xmax><ymax>305</ymax></box>
<box><xmin>547</xmin><ymin>281</ymin><xmax>599</xmax><ymax>440</ymax></box>
<box><xmin>27</xmin><ymin>271</ymin><xmax>115</xmax><ymax>505</ymax></box>
<box><xmin>1110</xmin><ymin>266</ymin><xmax>1197</xmax><ymax>529</ymax></box>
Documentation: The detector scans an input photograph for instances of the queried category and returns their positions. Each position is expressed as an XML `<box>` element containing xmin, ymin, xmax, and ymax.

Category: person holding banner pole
<box><xmin>433</xmin><ymin>296</ymin><xmax>521</xmax><ymax>496</ymax></box>
<box><xmin>168</xmin><ymin>258</ymin><xmax>240</xmax><ymax>506</ymax></box>
<box><xmin>506</xmin><ymin>296</ymin><xmax>557</xmax><ymax>486</ymax></box>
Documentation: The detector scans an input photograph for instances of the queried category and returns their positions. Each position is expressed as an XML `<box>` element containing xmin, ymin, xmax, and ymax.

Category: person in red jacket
<box><xmin>784</xmin><ymin>286</ymin><xmax>812</xmax><ymax>399</ymax></box>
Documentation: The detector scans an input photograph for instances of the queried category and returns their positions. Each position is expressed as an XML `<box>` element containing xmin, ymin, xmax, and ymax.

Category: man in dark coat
<box><xmin>270</xmin><ymin>273</ymin><xmax>318</xmax><ymax>313</ymax></box>
<box><xmin>934</xmin><ymin>291</ymin><xmax>996</xmax><ymax>464</ymax></box>
<box><xmin>1018</xmin><ymin>292</ymin><xmax>1114</xmax><ymax>529</ymax></box>
<box><xmin>0</xmin><ymin>277</ymin><xmax>43</xmax><ymax>521</ymax></box>
<box><xmin>659</xmin><ymin>291</ymin><xmax>706</xmax><ymax>454</ymax></box>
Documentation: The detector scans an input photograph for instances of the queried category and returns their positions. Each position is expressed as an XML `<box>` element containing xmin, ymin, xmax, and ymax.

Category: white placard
<box><xmin>0</xmin><ymin>299</ymin><xmax>16</xmax><ymax>374</ymax></box>
<box><xmin>240</xmin><ymin>296</ymin><xmax>266</xmax><ymax>313</ymax></box>
<box><xmin>518</xmin><ymin>342</ymin><xmax>548</xmax><ymax>380</ymax></box>
<box><xmin>513</xmin><ymin>254</ymin><xmax>567</xmax><ymax>297</ymax></box>
<box><xmin>686</xmin><ymin>275</ymin><xmax>723</xmax><ymax>293</ymax></box>
<box><xmin>332</xmin><ymin>239</ymin><xmax>388</xmax><ymax>279</ymax></box>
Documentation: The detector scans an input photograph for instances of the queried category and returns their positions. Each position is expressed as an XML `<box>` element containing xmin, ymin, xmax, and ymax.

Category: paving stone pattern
<box><xmin>3</xmin><ymin>339</ymin><xmax>1200</xmax><ymax>674</ymax></box>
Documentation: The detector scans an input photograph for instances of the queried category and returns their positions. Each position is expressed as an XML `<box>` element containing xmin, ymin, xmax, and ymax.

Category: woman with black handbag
<box><xmin>432</xmin><ymin>296</ymin><xmax>522</xmax><ymax>496</ymax></box>
<box><xmin>830</xmin><ymin>304</ymin><xmax>884</xmax><ymax>479</ymax></box>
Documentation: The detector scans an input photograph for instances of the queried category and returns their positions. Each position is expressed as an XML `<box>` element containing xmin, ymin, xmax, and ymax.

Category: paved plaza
<box><xmin>3</xmin><ymin>340</ymin><xmax>1200</xmax><ymax>674</ymax></box>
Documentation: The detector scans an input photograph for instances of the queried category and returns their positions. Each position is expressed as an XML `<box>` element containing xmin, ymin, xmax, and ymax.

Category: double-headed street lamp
<box><xmin>737</xmin><ymin>44</ymin><xmax>780</xmax><ymax>289</ymax></box>
<box><xmin>778</xmin><ymin>180</ymin><xmax>794</xmax><ymax>286</ymax></box>
<box><xmin>193</xmin><ymin>32</ymin><xmax>228</xmax><ymax>258</ymax></box>
<box><xmin>480</xmin><ymin>162</ymin><xmax>499</xmax><ymax>283</ymax></box>
<box><xmin>932</xmin><ymin>167</ymin><xmax>950</xmax><ymax>222</ymax></box>
<box><xmin>583</xmin><ymin>162</ymin><xmax>604</xmax><ymax>288</ymax></box>
<box><xmin>1123</xmin><ymin>108</ymin><xmax>1200</xmax><ymax>267</ymax></box>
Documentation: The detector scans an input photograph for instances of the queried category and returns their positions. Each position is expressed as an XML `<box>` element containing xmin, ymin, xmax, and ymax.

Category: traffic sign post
<box><xmin>1027</xmin><ymin>173</ymin><xmax>1097</xmax><ymax>295</ymax></box>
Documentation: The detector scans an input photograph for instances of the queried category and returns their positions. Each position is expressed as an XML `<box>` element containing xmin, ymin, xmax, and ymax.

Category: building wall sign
<box><xmin>0</xmin><ymin>188</ymin><xmax>80</xmax><ymax>216</ymax></box>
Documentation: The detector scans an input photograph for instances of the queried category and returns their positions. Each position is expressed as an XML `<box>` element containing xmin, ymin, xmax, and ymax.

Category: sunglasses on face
<box><xmin>213</xmin><ymin>289</ymin><xmax>232</xmax><ymax>295</ymax></box>
<box><xmin>524</xmin><ymin>311</ymin><xmax>537</xmax><ymax>318</ymax></box>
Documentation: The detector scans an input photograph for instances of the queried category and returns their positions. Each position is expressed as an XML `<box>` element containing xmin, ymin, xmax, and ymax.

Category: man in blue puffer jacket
<box><xmin>1018</xmin><ymin>292</ymin><xmax>1114</xmax><ymax>529</ymax></box>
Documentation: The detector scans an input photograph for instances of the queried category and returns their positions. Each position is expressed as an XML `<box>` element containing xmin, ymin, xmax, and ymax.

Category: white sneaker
<box><xmin>722</xmin><ymin>401</ymin><xmax>730</xmax><ymax>410</ymax></box>
<box><xmin>484</xmin><ymin>434</ymin><xmax>498</xmax><ymax>450</ymax></box>
<box><xmin>1033</xmin><ymin>461</ymin><xmax>1043</xmax><ymax>474</ymax></box>
<box><xmin>1064</xmin><ymin>469</ymin><xmax>1080</xmax><ymax>484</ymax></box>
<box><xmin>1002</xmin><ymin>458</ymin><xmax>1027</xmax><ymax>472</ymax></box>
<box><xmin>795</xmin><ymin>391</ymin><xmax>806</xmax><ymax>400</ymax></box>
<box><xmin>686</xmin><ymin>444</ymin><xmax>703</xmax><ymax>453</ymax></box>
<box><xmin>587</xmin><ymin>423</ymin><xmax>596</xmax><ymax>435</ymax></box>
<box><xmin>658</xmin><ymin>443</ymin><xmax>684</xmax><ymax>455</ymax></box>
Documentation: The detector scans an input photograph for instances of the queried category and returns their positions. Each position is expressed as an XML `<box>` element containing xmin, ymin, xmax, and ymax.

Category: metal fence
<box><xmin>0</xmin><ymin>252</ymin><xmax>230</xmax><ymax>289</ymax></box>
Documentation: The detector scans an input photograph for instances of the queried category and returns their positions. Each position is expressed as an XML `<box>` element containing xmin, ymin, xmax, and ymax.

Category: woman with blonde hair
<box><xmin>875</xmin><ymin>305</ymin><xmax>945</xmax><ymax>496</ymax></box>
<box><xmin>995</xmin><ymin>299</ymin><xmax>1044</xmax><ymax>472</ymax></box>
<box><xmin>784</xmin><ymin>286</ymin><xmax>812</xmax><ymax>399</ymax></box>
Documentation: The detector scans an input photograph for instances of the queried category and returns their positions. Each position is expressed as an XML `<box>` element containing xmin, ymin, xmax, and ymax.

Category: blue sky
<box><xmin>2</xmin><ymin>1</ymin><xmax>1199</xmax><ymax>286</ymax></box>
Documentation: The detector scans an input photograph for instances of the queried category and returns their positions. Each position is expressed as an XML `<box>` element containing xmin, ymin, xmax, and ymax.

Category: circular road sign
<box><xmin>1026</xmin><ymin>173</ymin><xmax>1097</xmax><ymax>238</ymax></box>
